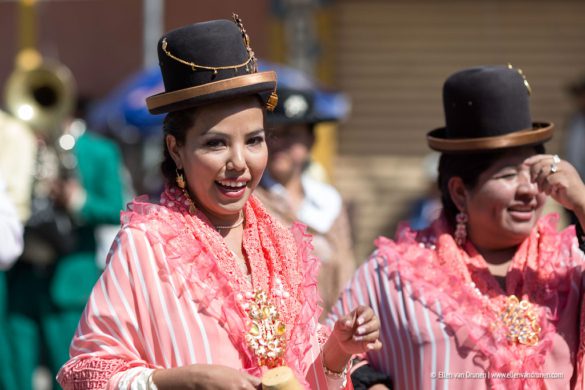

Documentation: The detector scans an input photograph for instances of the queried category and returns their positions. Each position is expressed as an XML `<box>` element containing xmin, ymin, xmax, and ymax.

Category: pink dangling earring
<box><xmin>455</xmin><ymin>211</ymin><xmax>468</xmax><ymax>246</ymax></box>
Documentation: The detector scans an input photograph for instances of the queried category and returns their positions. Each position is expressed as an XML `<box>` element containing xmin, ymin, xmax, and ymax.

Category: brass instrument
<box><xmin>4</xmin><ymin>0</ymin><xmax>76</xmax><ymax>139</ymax></box>
<box><xmin>4</xmin><ymin>53</ymin><xmax>76</xmax><ymax>138</ymax></box>
<box><xmin>4</xmin><ymin>0</ymin><xmax>79</xmax><ymax>264</ymax></box>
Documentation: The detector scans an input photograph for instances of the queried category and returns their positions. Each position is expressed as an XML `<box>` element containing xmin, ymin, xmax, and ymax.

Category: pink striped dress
<box><xmin>328</xmin><ymin>214</ymin><xmax>585</xmax><ymax>390</ymax></box>
<box><xmin>57</xmin><ymin>187</ymin><xmax>351</xmax><ymax>389</ymax></box>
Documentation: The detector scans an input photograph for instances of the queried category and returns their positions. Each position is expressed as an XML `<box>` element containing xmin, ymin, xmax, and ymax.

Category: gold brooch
<box><xmin>244</xmin><ymin>290</ymin><xmax>286</xmax><ymax>368</ymax></box>
<box><xmin>500</xmin><ymin>295</ymin><xmax>541</xmax><ymax>346</ymax></box>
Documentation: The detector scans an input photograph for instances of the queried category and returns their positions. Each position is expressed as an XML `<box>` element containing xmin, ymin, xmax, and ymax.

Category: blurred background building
<box><xmin>1</xmin><ymin>0</ymin><xmax>584</xmax><ymax>262</ymax></box>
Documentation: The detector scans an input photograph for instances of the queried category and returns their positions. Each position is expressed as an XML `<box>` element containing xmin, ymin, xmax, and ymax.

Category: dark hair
<box><xmin>160</xmin><ymin>109</ymin><xmax>197</xmax><ymax>184</ymax></box>
<box><xmin>438</xmin><ymin>144</ymin><xmax>545</xmax><ymax>228</ymax></box>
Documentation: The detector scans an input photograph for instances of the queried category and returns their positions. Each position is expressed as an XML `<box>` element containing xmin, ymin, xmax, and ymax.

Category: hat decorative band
<box><xmin>427</xmin><ymin>122</ymin><xmax>554</xmax><ymax>153</ymax></box>
<box><xmin>161</xmin><ymin>38</ymin><xmax>255</xmax><ymax>75</ymax></box>
<box><xmin>146</xmin><ymin>72</ymin><xmax>277</xmax><ymax>114</ymax></box>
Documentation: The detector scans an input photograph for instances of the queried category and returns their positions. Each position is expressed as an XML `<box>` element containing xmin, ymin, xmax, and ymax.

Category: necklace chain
<box><xmin>214</xmin><ymin>214</ymin><xmax>245</xmax><ymax>231</ymax></box>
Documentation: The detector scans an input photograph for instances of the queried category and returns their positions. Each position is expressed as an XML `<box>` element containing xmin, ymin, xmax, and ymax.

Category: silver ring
<box><xmin>550</xmin><ymin>154</ymin><xmax>560</xmax><ymax>173</ymax></box>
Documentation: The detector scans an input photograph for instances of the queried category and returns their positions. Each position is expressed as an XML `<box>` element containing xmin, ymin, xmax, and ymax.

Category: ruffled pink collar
<box><xmin>376</xmin><ymin>213</ymin><xmax>582</xmax><ymax>389</ymax></box>
<box><xmin>121</xmin><ymin>186</ymin><xmax>322</xmax><ymax>385</ymax></box>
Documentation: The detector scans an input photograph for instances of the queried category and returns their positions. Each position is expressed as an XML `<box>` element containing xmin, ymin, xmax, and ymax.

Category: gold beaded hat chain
<box><xmin>161</xmin><ymin>14</ymin><xmax>256</xmax><ymax>76</ymax></box>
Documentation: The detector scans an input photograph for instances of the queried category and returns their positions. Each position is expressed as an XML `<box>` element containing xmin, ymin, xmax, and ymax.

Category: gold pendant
<box><xmin>244</xmin><ymin>290</ymin><xmax>286</xmax><ymax>368</ymax></box>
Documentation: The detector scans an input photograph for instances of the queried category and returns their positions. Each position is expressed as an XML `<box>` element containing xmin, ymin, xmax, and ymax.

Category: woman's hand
<box><xmin>152</xmin><ymin>364</ymin><xmax>261</xmax><ymax>389</ymax></box>
<box><xmin>332</xmin><ymin>305</ymin><xmax>382</xmax><ymax>355</ymax></box>
<box><xmin>525</xmin><ymin>154</ymin><xmax>585</xmax><ymax>215</ymax></box>
<box><xmin>322</xmin><ymin>306</ymin><xmax>382</xmax><ymax>374</ymax></box>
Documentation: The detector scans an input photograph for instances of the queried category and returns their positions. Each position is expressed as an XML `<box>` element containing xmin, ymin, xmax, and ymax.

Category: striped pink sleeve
<box><xmin>57</xmin><ymin>227</ymin><xmax>157</xmax><ymax>390</ymax></box>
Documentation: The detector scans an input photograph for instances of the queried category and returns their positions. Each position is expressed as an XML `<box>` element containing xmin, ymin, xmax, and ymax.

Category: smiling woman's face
<box><xmin>463</xmin><ymin>146</ymin><xmax>546</xmax><ymax>249</ymax></box>
<box><xmin>166</xmin><ymin>96</ymin><xmax>267</xmax><ymax>224</ymax></box>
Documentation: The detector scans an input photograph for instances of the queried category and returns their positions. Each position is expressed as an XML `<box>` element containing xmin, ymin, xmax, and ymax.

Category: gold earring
<box><xmin>175</xmin><ymin>169</ymin><xmax>196</xmax><ymax>214</ymax></box>
<box><xmin>176</xmin><ymin>169</ymin><xmax>186</xmax><ymax>189</ymax></box>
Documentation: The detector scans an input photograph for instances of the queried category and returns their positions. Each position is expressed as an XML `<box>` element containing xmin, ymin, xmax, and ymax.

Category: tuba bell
<box><xmin>4</xmin><ymin>49</ymin><xmax>76</xmax><ymax>138</ymax></box>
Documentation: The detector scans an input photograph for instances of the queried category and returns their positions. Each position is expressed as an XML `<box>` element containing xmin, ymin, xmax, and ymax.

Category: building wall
<box><xmin>331</xmin><ymin>0</ymin><xmax>585</xmax><ymax>260</ymax></box>
<box><xmin>0</xmin><ymin>0</ymin><xmax>270</xmax><ymax>101</ymax></box>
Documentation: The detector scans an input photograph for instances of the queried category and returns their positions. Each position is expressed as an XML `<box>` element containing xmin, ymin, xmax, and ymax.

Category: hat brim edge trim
<box><xmin>146</xmin><ymin>71</ymin><xmax>277</xmax><ymax>114</ymax></box>
<box><xmin>427</xmin><ymin>123</ymin><xmax>554</xmax><ymax>152</ymax></box>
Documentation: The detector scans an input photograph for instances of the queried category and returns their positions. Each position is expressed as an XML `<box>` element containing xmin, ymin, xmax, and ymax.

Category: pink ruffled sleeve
<box><xmin>57</xmin><ymin>226</ymin><xmax>159</xmax><ymax>389</ymax></box>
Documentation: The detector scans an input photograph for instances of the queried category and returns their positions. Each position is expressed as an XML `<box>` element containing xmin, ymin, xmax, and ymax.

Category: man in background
<box><xmin>255</xmin><ymin>67</ymin><xmax>356</xmax><ymax>319</ymax></box>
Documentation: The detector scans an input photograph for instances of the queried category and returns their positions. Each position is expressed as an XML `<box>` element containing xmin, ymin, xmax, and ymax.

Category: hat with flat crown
<box><xmin>146</xmin><ymin>14</ymin><xmax>277</xmax><ymax>114</ymax></box>
<box><xmin>427</xmin><ymin>65</ymin><xmax>553</xmax><ymax>153</ymax></box>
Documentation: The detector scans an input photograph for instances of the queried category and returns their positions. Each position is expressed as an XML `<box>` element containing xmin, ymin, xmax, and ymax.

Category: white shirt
<box><xmin>0</xmin><ymin>176</ymin><xmax>24</xmax><ymax>269</ymax></box>
<box><xmin>261</xmin><ymin>173</ymin><xmax>342</xmax><ymax>234</ymax></box>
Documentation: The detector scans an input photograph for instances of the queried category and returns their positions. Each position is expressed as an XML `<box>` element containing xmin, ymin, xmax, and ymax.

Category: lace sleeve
<box><xmin>57</xmin><ymin>358</ymin><xmax>131</xmax><ymax>390</ymax></box>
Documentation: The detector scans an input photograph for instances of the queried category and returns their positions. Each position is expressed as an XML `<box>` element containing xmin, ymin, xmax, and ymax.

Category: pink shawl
<box><xmin>119</xmin><ymin>186</ymin><xmax>323</xmax><ymax>385</ymax></box>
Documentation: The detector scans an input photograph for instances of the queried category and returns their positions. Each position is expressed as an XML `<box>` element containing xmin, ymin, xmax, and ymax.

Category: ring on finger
<box><xmin>550</xmin><ymin>154</ymin><xmax>560</xmax><ymax>174</ymax></box>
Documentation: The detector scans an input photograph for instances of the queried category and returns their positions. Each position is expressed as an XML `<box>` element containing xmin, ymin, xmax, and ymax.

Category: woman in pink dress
<box><xmin>57</xmin><ymin>15</ymin><xmax>381</xmax><ymax>390</ymax></box>
<box><xmin>329</xmin><ymin>65</ymin><xmax>585</xmax><ymax>389</ymax></box>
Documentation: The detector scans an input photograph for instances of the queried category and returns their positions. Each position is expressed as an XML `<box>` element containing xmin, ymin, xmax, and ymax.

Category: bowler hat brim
<box><xmin>427</xmin><ymin>122</ymin><xmax>554</xmax><ymax>153</ymax></box>
<box><xmin>146</xmin><ymin>71</ymin><xmax>276</xmax><ymax>114</ymax></box>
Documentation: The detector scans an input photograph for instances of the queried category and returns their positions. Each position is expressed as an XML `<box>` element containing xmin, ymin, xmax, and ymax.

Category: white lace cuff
<box><xmin>114</xmin><ymin>367</ymin><xmax>158</xmax><ymax>389</ymax></box>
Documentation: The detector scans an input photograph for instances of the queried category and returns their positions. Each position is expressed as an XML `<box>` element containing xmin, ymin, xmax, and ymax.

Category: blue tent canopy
<box><xmin>88</xmin><ymin>66</ymin><xmax>164</xmax><ymax>139</ymax></box>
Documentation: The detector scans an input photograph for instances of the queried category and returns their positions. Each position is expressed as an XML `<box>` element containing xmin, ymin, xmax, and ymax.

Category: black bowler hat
<box><xmin>268</xmin><ymin>88</ymin><xmax>316</xmax><ymax>125</ymax></box>
<box><xmin>427</xmin><ymin>65</ymin><xmax>553</xmax><ymax>153</ymax></box>
<box><xmin>146</xmin><ymin>15</ymin><xmax>277</xmax><ymax>114</ymax></box>
<box><xmin>258</xmin><ymin>60</ymin><xmax>350</xmax><ymax>126</ymax></box>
